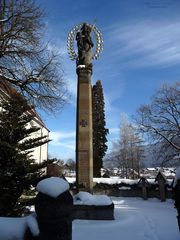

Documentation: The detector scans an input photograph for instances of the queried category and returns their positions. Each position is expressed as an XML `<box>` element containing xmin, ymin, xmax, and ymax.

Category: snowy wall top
<box><xmin>36</xmin><ymin>177</ymin><xmax>69</xmax><ymax>198</ymax></box>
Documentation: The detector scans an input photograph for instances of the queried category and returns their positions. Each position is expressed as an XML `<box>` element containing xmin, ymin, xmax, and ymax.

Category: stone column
<box><xmin>76</xmin><ymin>66</ymin><xmax>93</xmax><ymax>192</ymax></box>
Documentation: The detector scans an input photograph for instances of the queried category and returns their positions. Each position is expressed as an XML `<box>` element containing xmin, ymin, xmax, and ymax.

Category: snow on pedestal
<box><xmin>36</xmin><ymin>177</ymin><xmax>69</xmax><ymax>198</ymax></box>
<box><xmin>0</xmin><ymin>178</ymin><xmax>71</xmax><ymax>240</ymax></box>
<box><xmin>35</xmin><ymin>177</ymin><xmax>73</xmax><ymax>240</ymax></box>
<box><xmin>76</xmin><ymin>65</ymin><xmax>86</xmax><ymax>68</ymax></box>
<box><xmin>73</xmin><ymin>192</ymin><xmax>114</xmax><ymax>220</ymax></box>
<box><xmin>74</xmin><ymin>191</ymin><xmax>112</xmax><ymax>206</ymax></box>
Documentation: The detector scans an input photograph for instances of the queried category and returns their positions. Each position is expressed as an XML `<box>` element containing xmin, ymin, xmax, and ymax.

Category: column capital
<box><xmin>76</xmin><ymin>65</ymin><xmax>93</xmax><ymax>75</ymax></box>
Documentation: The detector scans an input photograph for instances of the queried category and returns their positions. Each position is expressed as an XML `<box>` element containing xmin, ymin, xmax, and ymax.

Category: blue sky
<box><xmin>38</xmin><ymin>0</ymin><xmax>180</xmax><ymax>160</ymax></box>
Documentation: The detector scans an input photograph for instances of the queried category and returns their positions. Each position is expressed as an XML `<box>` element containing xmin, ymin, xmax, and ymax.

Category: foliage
<box><xmin>48</xmin><ymin>157</ymin><xmax>64</xmax><ymax>168</ymax></box>
<box><xmin>135</xmin><ymin>82</ymin><xmax>180</xmax><ymax>165</ymax></box>
<box><xmin>47</xmin><ymin>157</ymin><xmax>76</xmax><ymax>176</ymax></box>
<box><xmin>0</xmin><ymin>0</ymin><xmax>67</xmax><ymax>112</ymax></box>
<box><xmin>0</xmin><ymin>91</ymin><xmax>49</xmax><ymax>216</ymax></box>
<box><xmin>92</xmin><ymin>80</ymin><xmax>109</xmax><ymax>177</ymax></box>
<box><xmin>66</xmin><ymin>158</ymin><xmax>76</xmax><ymax>172</ymax></box>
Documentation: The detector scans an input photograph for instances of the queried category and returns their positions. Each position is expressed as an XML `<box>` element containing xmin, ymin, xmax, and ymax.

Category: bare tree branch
<box><xmin>0</xmin><ymin>0</ymin><xmax>68</xmax><ymax>112</ymax></box>
<box><xmin>135</xmin><ymin>82</ymin><xmax>180</xmax><ymax>154</ymax></box>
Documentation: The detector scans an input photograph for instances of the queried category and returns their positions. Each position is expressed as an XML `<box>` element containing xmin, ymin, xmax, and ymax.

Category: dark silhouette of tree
<box><xmin>66</xmin><ymin>159</ymin><xmax>76</xmax><ymax>172</ymax></box>
<box><xmin>0</xmin><ymin>90</ymin><xmax>49</xmax><ymax>216</ymax></box>
<box><xmin>92</xmin><ymin>80</ymin><xmax>108</xmax><ymax>177</ymax></box>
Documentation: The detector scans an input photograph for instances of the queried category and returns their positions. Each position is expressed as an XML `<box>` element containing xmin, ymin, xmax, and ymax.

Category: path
<box><xmin>73</xmin><ymin>197</ymin><xmax>179</xmax><ymax>240</ymax></box>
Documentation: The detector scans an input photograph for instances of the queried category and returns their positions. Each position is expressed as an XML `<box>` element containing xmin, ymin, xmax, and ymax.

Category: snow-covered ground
<box><xmin>0</xmin><ymin>197</ymin><xmax>179</xmax><ymax>239</ymax></box>
<box><xmin>1</xmin><ymin>175</ymin><xmax>179</xmax><ymax>240</ymax></box>
<box><xmin>73</xmin><ymin>197</ymin><xmax>179</xmax><ymax>240</ymax></box>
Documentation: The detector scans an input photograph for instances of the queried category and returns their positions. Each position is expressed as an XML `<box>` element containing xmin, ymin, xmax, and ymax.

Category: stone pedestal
<box><xmin>72</xmin><ymin>203</ymin><xmax>114</xmax><ymax>220</ymax></box>
<box><xmin>138</xmin><ymin>177</ymin><xmax>149</xmax><ymax>200</ymax></box>
<box><xmin>35</xmin><ymin>191</ymin><xmax>73</xmax><ymax>240</ymax></box>
<box><xmin>76</xmin><ymin>66</ymin><xmax>93</xmax><ymax>192</ymax></box>
<box><xmin>155</xmin><ymin>172</ymin><xmax>166</xmax><ymax>202</ymax></box>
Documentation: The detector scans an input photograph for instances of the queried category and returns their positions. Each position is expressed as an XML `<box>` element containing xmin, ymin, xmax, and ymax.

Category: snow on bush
<box><xmin>36</xmin><ymin>177</ymin><xmax>69</xmax><ymax>198</ymax></box>
<box><xmin>74</xmin><ymin>191</ymin><xmax>112</xmax><ymax>206</ymax></box>
<box><xmin>173</xmin><ymin>167</ymin><xmax>180</xmax><ymax>187</ymax></box>
<box><xmin>0</xmin><ymin>214</ymin><xmax>39</xmax><ymax>240</ymax></box>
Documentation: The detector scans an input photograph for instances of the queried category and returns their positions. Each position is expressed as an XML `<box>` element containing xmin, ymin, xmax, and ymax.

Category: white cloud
<box><xmin>104</xmin><ymin>77</ymin><xmax>125</xmax><ymax>115</ymax></box>
<box><xmin>47</xmin><ymin>42</ymin><xmax>67</xmax><ymax>56</ymax></box>
<box><xmin>49</xmin><ymin>145</ymin><xmax>75</xmax><ymax>160</ymax></box>
<box><xmin>51</xmin><ymin>141</ymin><xmax>75</xmax><ymax>150</ymax></box>
<box><xmin>49</xmin><ymin>131</ymin><xmax>75</xmax><ymax>159</ymax></box>
<box><xmin>108</xmin><ymin>19</ymin><xmax>180</xmax><ymax>68</ymax></box>
<box><xmin>109</xmin><ymin>127</ymin><xmax>119</xmax><ymax>134</ymax></box>
<box><xmin>47</xmin><ymin>40</ymin><xmax>78</xmax><ymax>107</ymax></box>
<box><xmin>66</xmin><ymin>75</ymin><xmax>77</xmax><ymax>103</ymax></box>
<box><xmin>50</xmin><ymin>131</ymin><xmax>75</xmax><ymax>143</ymax></box>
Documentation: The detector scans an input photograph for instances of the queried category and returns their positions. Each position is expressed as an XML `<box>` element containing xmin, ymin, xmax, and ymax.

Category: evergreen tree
<box><xmin>92</xmin><ymin>80</ymin><xmax>108</xmax><ymax>177</ymax></box>
<box><xmin>0</xmin><ymin>90</ymin><xmax>49</xmax><ymax>216</ymax></box>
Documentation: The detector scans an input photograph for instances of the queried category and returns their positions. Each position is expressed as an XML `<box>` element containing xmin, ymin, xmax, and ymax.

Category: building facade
<box><xmin>0</xmin><ymin>80</ymin><xmax>49</xmax><ymax>164</ymax></box>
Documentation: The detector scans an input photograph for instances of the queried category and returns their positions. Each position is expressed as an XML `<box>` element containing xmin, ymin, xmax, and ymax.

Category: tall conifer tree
<box><xmin>0</xmin><ymin>90</ymin><xmax>49</xmax><ymax>216</ymax></box>
<box><xmin>92</xmin><ymin>80</ymin><xmax>108</xmax><ymax>177</ymax></box>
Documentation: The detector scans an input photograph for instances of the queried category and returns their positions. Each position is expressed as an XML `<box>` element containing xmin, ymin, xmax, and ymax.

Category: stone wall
<box><xmin>93</xmin><ymin>183</ymin><xmax>173</xmax><ymax>199</ymax></box>
<box><xmin>72</xmin><ymin>204</ymin><xmax>114</xmax><ymax>220</ymax></box>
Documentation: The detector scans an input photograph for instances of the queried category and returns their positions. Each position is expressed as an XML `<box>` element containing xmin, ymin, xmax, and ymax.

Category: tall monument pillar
<box><xmin>76</xmin><ymin>66</ymin><xmax>93</xmax><ymax>191</ymax></box>
<box><xmin>67</xmin><ymin>23</ymin><xmax>103</xmax><ymax>192</ymax></box>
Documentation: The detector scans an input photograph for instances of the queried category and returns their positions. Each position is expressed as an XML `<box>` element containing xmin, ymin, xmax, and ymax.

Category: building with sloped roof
<box><xmin>0</xmin><ymin>80</ymin><xmax>49</xmax><ymax>163</ymax></box>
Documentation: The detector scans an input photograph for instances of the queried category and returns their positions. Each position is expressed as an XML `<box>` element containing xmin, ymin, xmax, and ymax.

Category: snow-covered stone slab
<box><xmin>73</xmin><ymin>192</ymin><xmax>114</xmax><ymax>220</ymax></box>
<box><xmin>36</xmin><ymin>177</ymin><xmax>69</xmax><ymax>198</ymax></box>
<box><xmin>74</xmin><ymin>191</ymin><xmax>112</xmax><ymax>206</ymax></box>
